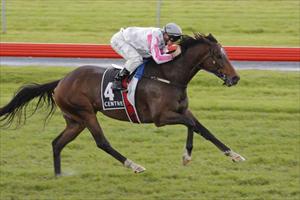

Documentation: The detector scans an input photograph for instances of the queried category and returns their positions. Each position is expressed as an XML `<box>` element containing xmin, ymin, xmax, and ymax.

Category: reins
<box><xmin>140</xmin><ymin>40</ymin><xmax>222</xmax><ymax>90</ymax></box>
<box><xmin>187</xmin><ymin>50</ymin><xmax>212</xmax><ymax>81</ymax></box>
<box><xmin>142</xmin><ymin>74</ymin><xmax>187</xmax><ymax>89</ymax></box>
<box><xmin>194</xmin><ymin>49</ymin><xmax>212</xmax><ymax>70</ymax></box>
<box><xmin>141</xmin><ymin>48</ymin><xmax>212</xmax><ymax>90</ymax></box>
<box><xmin>189</xmin><ymin>45</ymin><xmax>224</xmax><ymax>80</ymax></box>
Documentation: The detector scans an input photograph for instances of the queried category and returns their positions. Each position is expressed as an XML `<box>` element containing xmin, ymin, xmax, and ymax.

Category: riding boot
<box><xmin>112</xmin><ymin>68</ymin><xmax>130</xmax><ymax>91</ymax></box>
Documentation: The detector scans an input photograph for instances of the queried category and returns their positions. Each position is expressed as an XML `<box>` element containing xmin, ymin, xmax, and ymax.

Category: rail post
<box><xmin>1</xmin><ymin>0</ymin><xmax>6</xmax><ymax>33</ymax></box>
<box><xmin>156</xmin><ymin>0</ymin><xmax>162</xmax><ymax>27</ymax></box>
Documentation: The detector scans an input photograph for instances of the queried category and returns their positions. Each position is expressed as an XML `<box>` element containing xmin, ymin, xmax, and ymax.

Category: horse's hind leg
<box><xmin>52</xmin><ymin>115</ymin><xmax>85</xmax><ymax>176</ymax></box>
<box><xmin>81</xmin><ymin>112</ymin><xmax>145</xmax><ymax>173</ymax></box>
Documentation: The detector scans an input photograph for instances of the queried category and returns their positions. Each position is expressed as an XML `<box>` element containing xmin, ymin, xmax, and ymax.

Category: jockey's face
<box><xmin>163</xmin><ymin>33</ymin><xmax>172</xmax><ymax>45</ymax></box>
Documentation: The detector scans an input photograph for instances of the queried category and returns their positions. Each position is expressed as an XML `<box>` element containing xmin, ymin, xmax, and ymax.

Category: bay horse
<box><xmin>0</xmin><ymin>33</ymin><xmax>245</xmax><ymax>176</ymax></box>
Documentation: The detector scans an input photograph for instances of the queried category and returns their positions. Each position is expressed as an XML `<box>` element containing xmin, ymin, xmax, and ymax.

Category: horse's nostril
<box><xmin>232</xmin><ymin>76</ymin><xmax>240</xmax><ymax>84</ymax></box>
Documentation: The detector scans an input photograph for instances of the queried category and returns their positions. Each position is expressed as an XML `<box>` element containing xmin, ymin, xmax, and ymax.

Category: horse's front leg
<box><xmin>189</xmin><ymin>111</ymin><xmax>246</xmax><ymax>162</ymax></box>
<box><xmin>182</xmin><ymin>110</ymin><xmax>196</xmax><ymax>165</ymax></box>
<box><xmin>182</xmin><ymin>127</ymin><xmax>193</xmax><ymax>165</ymax></box>
<box><xmin>154</xmin><ymin>110</ymin><xmax>196</xmax><ymax>165</ymax></box>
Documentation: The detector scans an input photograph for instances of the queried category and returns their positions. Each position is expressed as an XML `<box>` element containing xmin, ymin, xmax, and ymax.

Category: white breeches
<box><xmin>111</xmin><ymin>31</ymin><xmax>143</xmax><ymax>73</ymax></box>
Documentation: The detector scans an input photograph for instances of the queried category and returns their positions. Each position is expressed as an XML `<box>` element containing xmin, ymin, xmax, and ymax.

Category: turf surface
<box><xmin>0</xmin><ymin>66</ymin><xmax>299</xmax><ymax>200</ymax></box>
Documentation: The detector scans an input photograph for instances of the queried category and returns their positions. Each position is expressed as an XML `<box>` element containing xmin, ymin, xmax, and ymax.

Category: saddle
<box><xmin>100</xmin><ymin>62</ymin><xmax>147</xmax><ymax>123</ymax></box>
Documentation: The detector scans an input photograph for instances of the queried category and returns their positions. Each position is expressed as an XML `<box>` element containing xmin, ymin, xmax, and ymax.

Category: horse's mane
<box><xmin>179</xmin><ymin>32</ymin><xmax>218</xmax><ymax>52</ymax></box>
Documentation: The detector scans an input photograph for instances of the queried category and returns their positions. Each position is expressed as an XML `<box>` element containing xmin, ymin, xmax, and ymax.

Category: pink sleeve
<box><xmin>147</xmin><ymin>34</ymin><xmax>173</xmax><ymax>64</ymax></box>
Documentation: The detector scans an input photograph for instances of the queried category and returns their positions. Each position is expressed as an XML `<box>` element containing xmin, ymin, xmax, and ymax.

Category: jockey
<box><xmin>110</xmin><ymin>22</ymin><xmax>183</xmax><ymax>91</ymax></box>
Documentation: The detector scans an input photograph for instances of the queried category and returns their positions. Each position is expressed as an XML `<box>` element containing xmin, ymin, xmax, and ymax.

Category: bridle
<box><xmin>187</xmin><ymin>44</ymin><xmax>237</xmax><ymax>87</ymax></box>
<box><xmin>144</xmin><ymin>43</ymin><xmax>233</xmax><ymax>89</ymax></box>
<box><xmin>195</xmin><ymin>45</ymin><xmax>224</xmax><ymax>71</ymax></box>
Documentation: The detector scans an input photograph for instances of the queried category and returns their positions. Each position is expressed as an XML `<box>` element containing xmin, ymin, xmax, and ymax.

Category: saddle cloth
<box><xmin>101</xmin><ymin>62</ymin><xmax>146</xmax><ymax>123</ymax></box>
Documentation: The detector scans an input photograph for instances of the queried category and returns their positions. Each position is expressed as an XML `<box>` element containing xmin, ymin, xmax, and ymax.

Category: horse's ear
<box><xmin>207</xmin><ymin>33</ymin><xmax>218</xmax><ymax>43</ymax></box>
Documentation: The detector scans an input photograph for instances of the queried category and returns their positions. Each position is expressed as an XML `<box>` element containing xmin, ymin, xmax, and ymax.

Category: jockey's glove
<box><xmin>171</xmin><ymin>46</ymin><xmax>182</xmax><ymax>58</ymax></box>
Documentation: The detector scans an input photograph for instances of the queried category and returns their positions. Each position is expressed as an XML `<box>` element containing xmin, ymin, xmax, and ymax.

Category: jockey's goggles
<box><xmin>169</xmin><ymin>35</ymin><xmax>181</xmax><ymax>42</ymax></box>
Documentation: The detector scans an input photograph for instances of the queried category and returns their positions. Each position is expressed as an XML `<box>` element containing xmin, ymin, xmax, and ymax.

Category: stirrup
<box><xmin>111</xmin><ymin>68</ymin><xmax>130</xmax><ymax>91</ymax></box>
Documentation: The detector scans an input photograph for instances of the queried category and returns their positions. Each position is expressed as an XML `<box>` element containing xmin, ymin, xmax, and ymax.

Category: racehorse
<box><xmin>0</xmin><ymin>33</ymin><xmax>245</xmax><ymax>176</ymax></box>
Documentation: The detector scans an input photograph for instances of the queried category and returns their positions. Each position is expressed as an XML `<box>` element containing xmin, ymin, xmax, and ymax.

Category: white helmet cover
<box><xmin>163</xmin><ymin>23</ymin><xmax>182</xmax><ymax>36</ymax></box>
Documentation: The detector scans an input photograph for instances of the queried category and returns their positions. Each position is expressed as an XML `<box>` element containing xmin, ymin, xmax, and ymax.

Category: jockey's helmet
<box><xmin>163</xmin><ymin>23</ymin><xmax>182</xmax><ymax>42</ymax></box>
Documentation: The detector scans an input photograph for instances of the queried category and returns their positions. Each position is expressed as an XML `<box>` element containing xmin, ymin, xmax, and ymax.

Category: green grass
<box><xmin>1</xmin><ymin>0</ymin><xmax>299</xmax><ymax>46</ymax></box>
<box><xmin>0</xmin><ymin>66</ymin><xmax>299</xmax><ymax>200</ymax></box>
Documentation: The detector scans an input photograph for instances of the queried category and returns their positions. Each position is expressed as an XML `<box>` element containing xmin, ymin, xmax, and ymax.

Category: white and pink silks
<box><xmin>110</xmin><ymin>27</ymin><xmax>174</xmax><ymax>73</ymax></box>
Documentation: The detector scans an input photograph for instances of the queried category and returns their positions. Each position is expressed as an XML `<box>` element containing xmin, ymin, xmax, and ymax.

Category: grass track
<box><xmin>0</xmin><ymin>66</ymin><xmax>299</xmax><ymax>200</ymax></box>
<box><xmin>1</xmin><ymin>0</ymin><xmax>299</xmax><ymax>46</ymax></box>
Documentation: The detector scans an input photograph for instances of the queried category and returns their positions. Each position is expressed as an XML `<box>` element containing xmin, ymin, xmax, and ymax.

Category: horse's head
<box><xmin>180</xmin><ymin>33</ymin><xmax>240</xmax><ymax>87</ymax></box>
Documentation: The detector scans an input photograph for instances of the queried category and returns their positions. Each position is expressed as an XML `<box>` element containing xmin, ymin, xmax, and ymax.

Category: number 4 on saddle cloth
<box><xmin>101</xmin><ymin>61</ymin><xmax>148</xmax><ymax>123</ymax></box>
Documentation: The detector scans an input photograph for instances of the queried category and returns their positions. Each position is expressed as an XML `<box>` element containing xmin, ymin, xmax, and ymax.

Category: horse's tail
<box><xmin>0</xmin><ymin>80</ymin><xmax>60</xmax><ymax>127</ymax></box>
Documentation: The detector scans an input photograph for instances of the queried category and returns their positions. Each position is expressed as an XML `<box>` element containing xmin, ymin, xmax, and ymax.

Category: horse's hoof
<box><xmin>182</xmin><ymin>158</ymin><xmax>192</xmax><ymax>166</ymax></box>
<box><xmin>134</xmin><ymin>166</ymin><xmax>146</xmax><ymax>173</ymax></box>
<box><xmin>232</xmin><ymin>155</ymin><xmax>246</xmax><ymax>162</ymax></box>
<box><xmin>225</xmin><ymin>150</ymin><xmax>246</xmax><ymax>162</ymax></box>
<box><xmin>182</xmin><ymin>150</ymin><xmax>192</xmax><ymax>166</ymax></box>
<box><xmin>124</xmin><ymin>159</ymin><xmax>146</xmax><ymax>173</ymax></box>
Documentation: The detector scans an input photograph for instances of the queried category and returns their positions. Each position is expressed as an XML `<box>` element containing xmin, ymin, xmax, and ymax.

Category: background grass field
<box><xmin>0</xmin><ymin>67</ymin><xmax>299</xmax><ymax>200</ymax></box>
<box><xmin>1</xmin><ymin>0</ymin><xmax>299</xmax><ymax>46</ymax></box>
